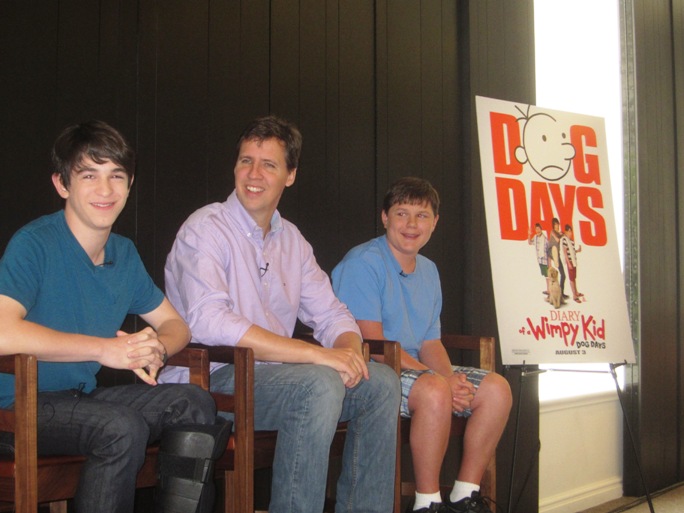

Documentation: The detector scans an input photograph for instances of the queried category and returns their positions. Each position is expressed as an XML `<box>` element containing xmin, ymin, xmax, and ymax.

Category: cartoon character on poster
<box><xmin>475</xmin><ymin>96</ymin><xmax>634</xmax><ymax>365</ymax></box>
<box><xmin>516</xmin><ymin>106</ymin><xmax>586</xmax><ymax>307</ymax></box>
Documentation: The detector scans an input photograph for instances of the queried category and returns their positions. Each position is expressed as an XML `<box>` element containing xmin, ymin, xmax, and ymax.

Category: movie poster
<box><xmin>475</xmin><ymin>96</ymin><xmax>635</xmax><ymax>365</ymax></box>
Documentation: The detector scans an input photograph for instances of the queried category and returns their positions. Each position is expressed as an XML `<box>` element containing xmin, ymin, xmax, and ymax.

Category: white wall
<box><xmin>538</xmin><ymin>392</ymin><xmax>623</xmax><ymax>513</ymax></box>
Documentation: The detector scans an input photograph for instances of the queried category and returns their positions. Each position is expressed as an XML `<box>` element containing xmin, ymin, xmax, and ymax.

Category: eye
<box><xmin>542</xmin><ymin>135</ymin><xmax>547</xmax><ymax>142</ymax></box>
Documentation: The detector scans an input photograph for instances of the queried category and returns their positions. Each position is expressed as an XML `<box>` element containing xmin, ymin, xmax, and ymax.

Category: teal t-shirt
<box><xmin>331</xmin><ymin>235</ymin><xmax>442</xmax><ymax>359</ymax></box>
<box><xmin>0</xmin><ymin>211</ymin><xmax>164</xmax><ymax>407</ymax></box>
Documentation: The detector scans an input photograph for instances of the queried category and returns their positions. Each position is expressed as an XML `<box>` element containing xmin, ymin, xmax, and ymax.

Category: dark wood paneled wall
<box><xmin>622</xmin><ymin>0</ymin><xmax>684</xmax><ymax>495</ymax></box>
<box><xmin>0</xmin><ymin>1</ymin><xmax>538</xmax><ymax>510</ymax></box>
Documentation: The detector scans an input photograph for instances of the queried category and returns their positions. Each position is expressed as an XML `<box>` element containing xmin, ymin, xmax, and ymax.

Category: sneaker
<box><xmin>407</xmin><ymin>502</ymin><xmax>448</xmax><ymax>513</ymax></box>
<box><xmin>445</xmin><ymin>491</ymin><xmax>494</xmax><ymax>513</ymax></box>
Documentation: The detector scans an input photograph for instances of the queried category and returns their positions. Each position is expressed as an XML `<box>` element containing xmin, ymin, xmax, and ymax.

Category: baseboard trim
<box><xmin>539</xmin><ymin>477</ymin><xmax>623</xmax><ymax>513</ymax></box>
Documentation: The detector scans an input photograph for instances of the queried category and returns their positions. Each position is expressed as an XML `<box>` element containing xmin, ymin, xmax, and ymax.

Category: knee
<box><xmin>367</xmin><ymin>362</ymin><xmax>401</xmax><ymax>403</ymax></box>
<box><xmin>293</xmin><ymin>365</ymin><xmax>346</xmax><ymax>415</ymax></box>
<box><xmin>97</xmin><ymin>409</ymin><xmax>150</xmax><ymax>459</ymax></box>
<box><xmin>183</xmin><ymin>385</ymin><xmax>217</xmax><ymax>424</ymax></box>
<box><xmin>408</xmin><ymin>373</ymin><xmax>452</xmax><ymax>415</ymax></box>
<box><xmin>477</xmin><ymin>373</ymin><xmax>513</xmax><ymax>413</ymax></box>
<box><xmin>161</xmin><ymin>384</ymin><xmax>217</xmax><ymax>425</ymax></box>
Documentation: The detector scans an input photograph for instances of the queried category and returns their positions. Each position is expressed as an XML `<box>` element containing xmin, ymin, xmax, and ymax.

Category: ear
<box><xmin>431</xmin><ymin>214</ymin><xmax>440</xmax><ymax>232</ymax></box>
<box><xmin>381</xmin><ymin>210</ymin><xmax>388</xmax><ymax>229</ymax></box>
<box><xmin>285</xmin><ymin>168</ymin><xmax>297</xmax><ymax>187</ymax></box>
<box><xmin>52</xmin><ymin>173</ymin><xmax>69</xmax><ymax>199</ymax></box>
<box><xmin>514</xmin><ymin>146</ymin><xmax>528</xmax><ymax>165</ymax></box>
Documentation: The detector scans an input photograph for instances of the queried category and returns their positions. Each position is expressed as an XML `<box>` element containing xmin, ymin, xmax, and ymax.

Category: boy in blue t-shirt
<box><xmin>0</xmin><ymin>121</ymin><xmax>223</xmax><ymax>512</ymax></box>
<box><xmin>332</xmin><ymin>177</ymin><xmax>512</xmax><ymax>513</ymax></box>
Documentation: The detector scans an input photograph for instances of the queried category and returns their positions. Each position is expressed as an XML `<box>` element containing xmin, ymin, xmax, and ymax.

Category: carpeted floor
<box><xmin>577</xmin><ymin>482</ymin><xmax>684</xmax><ymax>513</ymax></box>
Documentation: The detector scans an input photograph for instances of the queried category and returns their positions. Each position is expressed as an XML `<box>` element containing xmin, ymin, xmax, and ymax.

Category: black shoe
<box><xmin>407</xmin><ymin>502</ymin><xmax>448</xmax><ymax>513</ymax></box>
<box><xmin>444</xmin><ymin>491</ymin><xmax>494</xmax><ymax>513</ymax></box>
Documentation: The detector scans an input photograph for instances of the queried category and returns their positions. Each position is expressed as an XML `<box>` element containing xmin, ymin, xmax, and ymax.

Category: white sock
<box><xmin>449</xmin><ymin>481</ymin><xmax>479</xmax><ymax>503</ymax></box>
<box><xmin>414</xmin><ymin>491</ymin><xmax>442</xmax><ymax>510</ymax></box>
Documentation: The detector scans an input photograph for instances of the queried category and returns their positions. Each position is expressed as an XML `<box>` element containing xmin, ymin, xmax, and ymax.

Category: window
<box><xmin>534</xmin><ymin>0</ymin><xmax>623</xmax><ymax>401</ymax></box>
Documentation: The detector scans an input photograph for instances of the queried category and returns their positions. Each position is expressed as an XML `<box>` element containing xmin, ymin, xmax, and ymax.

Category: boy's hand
<box><xmin>447</xmin><ymin>372</ymin><xmax>476</xmax><ymax>412</ymax></box>
<box><xmin>113</xmin><ymin>328</ymin><xmax>167</xmax><ymax>385</ymax></box>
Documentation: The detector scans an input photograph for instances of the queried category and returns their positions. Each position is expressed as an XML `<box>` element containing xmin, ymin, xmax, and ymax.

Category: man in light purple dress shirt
<box><xmin>160</xmin><ymin>115</ymin><xmax>400</xmax><ymax>513</ymax></box>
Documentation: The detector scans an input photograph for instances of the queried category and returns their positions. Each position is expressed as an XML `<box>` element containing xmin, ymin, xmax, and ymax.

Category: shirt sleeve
<box><xmin>123</xmin><ymin>241</ymin><xmax>164</xmax><ymax>315</ymax></box>
<box><xmin>424</xmin><ymin>270</ymin><xmax>442</xmax><ymax>343</ymax></box>
<box><xmin>296</xmin><ymin>237</ymin><xmax>361</xmax><ymax>347</ymax></box>
<box><xmin>0</xmin><ymin>230</ymin><xmax>44</xmax><ymax>311</ymax></box>
<box><xmin>331</xmin><ymin>254</ymin><xmax>384</xmax><ymax>324</ymax></box>
<box><xmin>164</xmin><ymin>220</ymin><xmax>253</xmax><ymax>347</ymax></box>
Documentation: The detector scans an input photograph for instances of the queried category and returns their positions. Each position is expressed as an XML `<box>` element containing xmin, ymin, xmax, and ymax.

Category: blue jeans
<box><xmin>211</xmin><ymin>361</ymin><xmax>400</xmax><ymax>513</ymax></box>
<box><xmin>1</xmin><ymin>383</ymin><xmax>216</xmax><ymax>513</ymax></box>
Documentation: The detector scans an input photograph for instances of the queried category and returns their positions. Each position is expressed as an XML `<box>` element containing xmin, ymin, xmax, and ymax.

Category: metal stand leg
<box><xmin>505</xmin><ymin>363</ymin><xmax>545</xmax><ymax>513</ymax></box>
<box><xmin>609</xmin><ymin>362</ymin><xmax>655</xmax><ymax>513</ymax></box>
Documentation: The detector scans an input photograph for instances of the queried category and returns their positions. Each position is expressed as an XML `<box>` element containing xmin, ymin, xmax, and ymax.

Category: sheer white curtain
<box><xmin>534</xmin><ymin>0</ymin><xmax>623</xmax><ymax>401</ymax></box>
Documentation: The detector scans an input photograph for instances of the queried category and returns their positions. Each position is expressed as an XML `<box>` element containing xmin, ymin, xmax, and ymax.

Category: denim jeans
<box><xmin>211</xmin><ymin>361</ymin><xmax>400</xmax><ymax>513</ymax></box>
<box><xmin>0</xmin><ymin>383</ymin><xmax>216</xmax><ymax>513</ymax></box>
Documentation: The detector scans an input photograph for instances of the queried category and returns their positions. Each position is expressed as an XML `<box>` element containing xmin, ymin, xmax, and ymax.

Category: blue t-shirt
<box><xmin>0</xmin><ymin>211</ymin><xmax>164</xmax><ymax>407</ymax></box>
<box><xmin>331</xmin><ymin>235</ymin><xmax>441</xmax><ymax>359</ymax></box>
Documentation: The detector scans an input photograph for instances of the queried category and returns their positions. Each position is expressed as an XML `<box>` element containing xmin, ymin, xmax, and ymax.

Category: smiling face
<box><xmin>382</xmin><ymin>201</ymin><xmax>439</xmax><ymax>268</ymax></box>
<box><xmin>53</xmin><ymin>156</ymin><xmax>131</xmax><ymax>242</ymax></box>
<box><xmin>234</xmin><ymin>137</ymin><xmax>296</xmax><ymax>232</ymax></box>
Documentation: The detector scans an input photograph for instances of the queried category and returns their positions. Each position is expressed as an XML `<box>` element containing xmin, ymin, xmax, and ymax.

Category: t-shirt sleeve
<box><xmin>0</xmin><ymin>230</ymin><xmax>45</xmax><ymax>311</ymax></box>
<box><xmin>332</xmin><ymin>255</ymin><xmax>383</xmax><ymax>323</ymax></box>
<box><xmin>124</xmin><ymin>242</ymin><xmax>165</xmax><ymax>315</ymax></box>
<box><xmin>424</xmin><ymin>270</ymin><xmax>442</xmax><ymax>342</ymax></box>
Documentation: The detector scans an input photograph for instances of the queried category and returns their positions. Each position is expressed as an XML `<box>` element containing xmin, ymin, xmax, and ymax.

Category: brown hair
<box><xmin>236</xmin><ymin>115</ymin><xmax>302</xmax><ymax>171</ymax></box>
<box><xmin>52</xmin><ymin>120</ymin><xmax>135</xmax><ymax>188</ymax></box>
<box><xmin>382</xmin><ymin>177</ymin><xmax>440</xmax><ymax>216</ymax></box>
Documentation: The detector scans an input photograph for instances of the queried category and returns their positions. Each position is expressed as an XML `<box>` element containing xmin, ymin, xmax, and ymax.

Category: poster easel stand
<box><xmin>608</xmin><ymin>361</ymin><xmax>655</xmax><ymax>513</ymax></box>
<box><xmin>505</xmin><ymin>361</ymin><xmax>655</xmax><ymax>513</ymax></box>
<box><xmin>504</xmin><ymin>362</ymin><xmax>546</xmax><ymax>513</ymax></box>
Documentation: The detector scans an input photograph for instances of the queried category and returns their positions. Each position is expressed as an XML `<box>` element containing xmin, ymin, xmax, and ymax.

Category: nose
<box><xmin>247</xmin><ymin>162</ymin><xmax>263</xmax><ymax>179</ymax></box>
<box><xmin>562</xmin><ymin>142</ymin><xmax>576</xmax><ymax>160</ymax></box>
<box><xmin>96</xmin><ymin>176</ymin><xmax>114</xmax><ymax>196</ymax></box>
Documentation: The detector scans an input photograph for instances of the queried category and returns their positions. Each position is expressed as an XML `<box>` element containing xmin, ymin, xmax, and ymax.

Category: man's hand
<box><xmin>446</xmin><ymin>372</ymin><xmax>476</xmax><ymax>413</ymax></box>
<box><xmin>313</xmin><ymin>346</ymin><xmax>369</xmax><ymax>388</ymax></box>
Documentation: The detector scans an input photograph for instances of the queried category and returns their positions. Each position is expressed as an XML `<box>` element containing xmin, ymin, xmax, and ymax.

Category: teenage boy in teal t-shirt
<box><xmin>0</xmin><ymin>121</ymin><xmax>223</xmax><ymax>513</ymax></box>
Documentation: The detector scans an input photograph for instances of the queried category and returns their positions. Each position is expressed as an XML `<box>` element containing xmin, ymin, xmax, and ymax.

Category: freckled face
<box><xmin>53</xmin><ymin>157</ymin><xmax>132</xmax><ymax>239</ymax></box>
<box><xmin>382</xmin><ymin>202</ymin><xmax>439</xmax><ymax>261</ymax></box>
<box><xmin>234</xmin><ymin>137</ymin><xmax>296</xmax><ymax>230</ymax></box>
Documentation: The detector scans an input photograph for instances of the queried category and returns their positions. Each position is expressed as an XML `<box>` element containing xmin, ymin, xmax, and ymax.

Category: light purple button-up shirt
<box><xmin>159</xmin><ymin>191</ymin><xmax>361</xmax><ymax>383</ymax></box>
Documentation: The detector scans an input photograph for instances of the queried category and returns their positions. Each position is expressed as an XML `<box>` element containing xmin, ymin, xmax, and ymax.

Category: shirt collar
<box><xmin>378</xmin><ymin>235</ymin><xmax>406</xmax><ymax>275</ymax></box>
<box><xmin>225</xmin><ymin>190</ymin><xmax>283</xmax><ymax>240</ymax></box>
